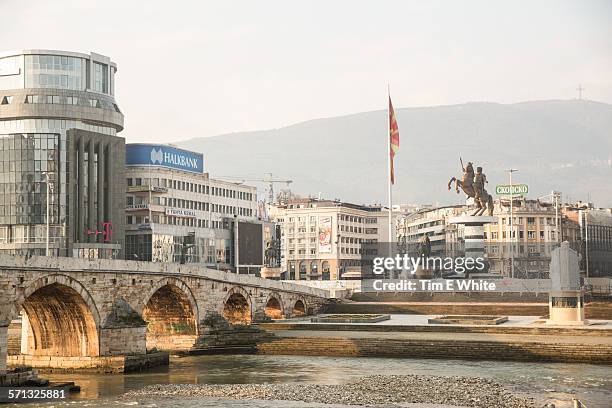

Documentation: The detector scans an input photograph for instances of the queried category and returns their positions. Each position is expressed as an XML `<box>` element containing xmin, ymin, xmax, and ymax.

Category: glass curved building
<box><xmin>0</xmin><ymin>50</ymin><xmax>126</xmax><ymax>258</ymax></box>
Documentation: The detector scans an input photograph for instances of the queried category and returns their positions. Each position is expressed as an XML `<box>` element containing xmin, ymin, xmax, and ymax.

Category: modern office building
<box><xmin>0</xmin><ymin>50</ymin><xmax>125</xmax><ymax>258</ymax></box>
<box><xmin>124</xmin><ymin>143</ymin><xmax>262</xmax><ymax>270</ymax></box>
<box><xmin>396</xmin><ymin>205</ymin><xmax>465</xmax><ymax>258</ymax></box>
<box><xmin>269</xmin><ymin>198</ymin><xmax>389</xmax><ymax>280</ymax></box>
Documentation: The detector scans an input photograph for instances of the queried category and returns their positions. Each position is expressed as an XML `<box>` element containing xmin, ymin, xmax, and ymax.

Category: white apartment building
<box><xmin>269</xmin><ymin>198</ymin><xmax>389</xmax><ymax>280</ymax></box>
<box><xmin>485</xmin><ymin>198</ymin><xmax>563</xmax><ymax>278</ymax></box>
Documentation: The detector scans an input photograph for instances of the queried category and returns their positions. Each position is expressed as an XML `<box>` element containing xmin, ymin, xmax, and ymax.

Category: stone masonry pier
<box><xmin>0</xmin><ymin>255</ymin><xmax>329</xmax><ymax>373</ymax></box>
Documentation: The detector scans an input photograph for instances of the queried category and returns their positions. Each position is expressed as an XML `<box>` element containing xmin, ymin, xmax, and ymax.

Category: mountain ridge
<box><xmin>177</xmin><ymin>99</ymin><xmax>612</xmax><ymax>207</ymax></box>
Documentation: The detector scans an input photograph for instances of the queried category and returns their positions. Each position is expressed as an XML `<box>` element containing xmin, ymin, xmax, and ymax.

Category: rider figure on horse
<box><xmin>460</xmin><ymin>162</ymin><xmax>475</xmax><ymax>195</ymax></box>
<box><xmin>473</xmin><ymin>166</ymin><xmax>487</xmax><ymax>200</ymax></box>
<box><xmin>448</xmin><ymin>159</ymin><xmax>494</xmax><ymax>216</ymax></box>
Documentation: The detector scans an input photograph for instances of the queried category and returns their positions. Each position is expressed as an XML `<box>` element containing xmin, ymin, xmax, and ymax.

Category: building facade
<box><xmin>484</xmin><ymin>198</ymin><xmax>563</xmax><ymax>278</ymax></box>
<box><xmin>396</xmin><ymin>205</ymin><xmax>465</xmax><ymax>259</ymax></box>
<box><xmin>124</xmin><ymin>144</ymin><xmax>260</xmax><ymax>270</ymax></box>
<box><xmin>397</xmin><ymin>199</ymin><xmax>571</xmax><ymax>278</ymax></box>
<box><xmin>563</xmin><ymin>203</ymin><xmax>612</xmax><ymax>278</ymax></box>
<box><xmin>0</xmin><ymin>50</ymin><xmax>125</xmax><ymax>258</ymax></box>
<box><xmin>269</xmin><ymin>198</ymin><xmax>388</xmax><ymax>280</ymax></box>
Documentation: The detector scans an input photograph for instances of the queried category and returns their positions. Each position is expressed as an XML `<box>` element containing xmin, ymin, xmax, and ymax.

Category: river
<box><xmin>17</xmin><ymin>355</ymin><xmax>612</xmax><ymax>407</ymax></box>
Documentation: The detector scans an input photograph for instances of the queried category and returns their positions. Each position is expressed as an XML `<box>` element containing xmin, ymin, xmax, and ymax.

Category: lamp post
<box><xmin>507</xmin><ymin>169</ymin><xmax>518</xmax><ymax>278</ymax></box>
<box><xmin>554</xmin><ymin>191</ymin><xmax>560</xmax><ymax>244</ymax></box>
<box><xmin>335</xmin><ymin>233</ymin><xmax>341</xmax><ymax>281</ymax></box>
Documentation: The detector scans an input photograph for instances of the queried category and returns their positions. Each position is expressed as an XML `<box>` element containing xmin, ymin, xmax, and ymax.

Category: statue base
<box><xmin>414</xmin><ymin>266</ymin><xmax>434</xmax><ymax>279</ymax></box>
<box><xmin>546</xmin><ymin>290</ymin><xmax>587</xmax><ymax>325</ymax></box>
<box><xmin>448</xmin><ymin>216</ymin><xmax>497</xmax><ymax>276</ymax></box>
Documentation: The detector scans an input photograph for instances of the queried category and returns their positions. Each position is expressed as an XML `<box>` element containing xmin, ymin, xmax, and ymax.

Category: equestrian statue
<box><xmin>447</xmin><ymin>158</ymin><xmax>494</xmax><ymax>216</ymax></box>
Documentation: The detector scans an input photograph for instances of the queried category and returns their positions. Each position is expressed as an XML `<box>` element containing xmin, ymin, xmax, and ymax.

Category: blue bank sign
<box><xmin>126</xmin><ymin>144</ymin><xmax>204</xmax><ymax>174</ymax></box>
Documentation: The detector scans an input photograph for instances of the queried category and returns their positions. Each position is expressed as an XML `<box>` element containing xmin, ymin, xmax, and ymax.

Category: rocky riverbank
<box><xmin>122</xmin><ymin>375</ymin><xmax>535</xmax><ymax>407</ymax></box>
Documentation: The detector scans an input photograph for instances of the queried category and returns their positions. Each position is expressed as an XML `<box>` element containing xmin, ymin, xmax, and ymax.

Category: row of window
<box><xmin>339</xmin><ymin>214</ymin><xmax>375</xmax><ymax>223</ymax></box>
<box><xmin>499</xmin><ymin>216</ymin><xmax>558</xmax><ymax>226</ymax></box>
<box><xmin>126</xmin><ymin>214</ymin><xmax>232</xmax><ymax>230</ymax></box>
<box><xmin>14</xmin><ymin>94</ymin><xmax>121</xmax><ymax>112</ymax></box>
<box><xmin>287</xmin><ymin>246</ymin><xmax>363</xmax><ymax>256</ymax></box>
<box><xmin>286</xmin><ymin>215</ymin><xmax>378</xmax><ymax>224</ymax></box>
<box><xmin>23</xmin><ymin>55</ymin><xmax>113</xmax><ymax>95</ymax></box>
<box><xmin>28</xmin><ymin>73</ymin><xmax>84</xmax><ymax>91</ymax></box>
<box><xmin>487</xmin><ymin>244</ymin><xmax>553</xmax><ymax>254</ymax></box>
<box><xmin>125</xmin><ymin>234</ymin><xmax>230</xmax><ymax>264</ymax></box>
<box><xmin>25</xmin><ymin>54</ymin><xmax>83</xmax><ymax>71</ymax></box>
<box><xmin>0</xmin><ymin>119</ymin><xmax>117</xmax><ymax>137</ymax></box>
<box><xmin>288</xmin><ymin>236</ymin><xmax>363</xmax><ymax>246</ymax></box>
<box><xmin>127</xmin><ymin>195</ymin><xmax>254</xmax><ymax>217</ymax></box>
<box><xmin>127</xmin><ymin>177</ymin><xmax>255</xmax><ymax>201</ymax></box>
<box><xmin>0</xmin><ymin>225</ymin><xmax>63</xmax><ymax>244</ymax></box>
<box><xmin>288</xmin><ymin>248</ymin><xmax>317</xmax><ymax>256</ymax></box>
<box><xmin>486</xmin><ymin>230</ymin><xmax>555</xmax><ymax>240</ymax></box>
<box><xmin>340</xmin><ymin>225</ymin><xmax>364</xmax><ymax>233</ymax></box>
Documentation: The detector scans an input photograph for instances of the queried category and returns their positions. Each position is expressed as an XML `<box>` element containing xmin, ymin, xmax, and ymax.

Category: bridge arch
<box><xmin>142</xmin><ymin>277</ymin><xmax>199</xmax><ymax>351</ymax></box>
<box><xmin>292</xmin><ymin>297</ymin><xmax>307</xmax><ymax>317</ymax></box>
<box><xmin>222</xmin><ymin>286</ymin><xmax>252</xmax><ymax>324</ymax></box>
<box><xmin>17</xmin><ymin>274</ymin><xmax>100</xmax><ymax>356</ymax></box>
<box><xmin>264</xmin><ymin>293</ymin><xmax>283</xmax><ymax>320</ymax></box>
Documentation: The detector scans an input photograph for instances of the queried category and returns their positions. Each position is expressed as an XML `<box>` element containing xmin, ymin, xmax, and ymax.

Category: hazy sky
<box><xmin>2</xmin><ymin>0</ymin><xmax>611</xmax><ymax>143</ymax></box>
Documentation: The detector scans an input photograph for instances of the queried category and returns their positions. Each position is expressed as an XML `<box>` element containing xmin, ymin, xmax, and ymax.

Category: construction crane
<box><xmin>216</xmin><ymin>173</ymin><xmax>293</xmax><ymax>204</ymax></box>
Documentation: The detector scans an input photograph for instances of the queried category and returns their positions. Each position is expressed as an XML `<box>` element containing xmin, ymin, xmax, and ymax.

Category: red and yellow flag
<box><xmin>389</xmin><ymin>96</ymin><xmax>400</xmax><ymax>184</ymax></box>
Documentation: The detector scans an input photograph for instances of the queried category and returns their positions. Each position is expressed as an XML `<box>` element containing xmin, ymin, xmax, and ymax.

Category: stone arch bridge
<box><xmin>0</xmin><ymin>255</ymin><xmax>329</xmax><ymax>373</ymax></box>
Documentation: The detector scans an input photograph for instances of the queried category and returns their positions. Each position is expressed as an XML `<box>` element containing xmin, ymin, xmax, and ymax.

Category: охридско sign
<box><xmin>125</xmin><ymin>144</ymin><xmax>204</xmax><ymax>174</ymax></box>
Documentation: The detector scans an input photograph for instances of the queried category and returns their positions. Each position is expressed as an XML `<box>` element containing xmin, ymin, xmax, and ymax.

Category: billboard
<box><xmin>238</xmin><ymin>221</ymin><xmax>264</xmax><ymax>266</ymax></box>
<box><xmin>125</xmin><ymin>144</ymin><xmax>204</xmax><ymax>174</ymax></box>
<box><xmin>318</xmin><ymin>216</ymin><xmax>332</xmax><ymax>253</ymax></box>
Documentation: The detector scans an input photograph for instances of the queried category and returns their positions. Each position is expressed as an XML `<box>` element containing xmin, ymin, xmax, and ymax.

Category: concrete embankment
<box><xmin>325</xmin><ymin>300</ymin><xmax>612</xmax><ymax>319</ymax></box>
<box><xmin>260</xmin><ymin>321</ymin><xmax>611</xmax><ymax>336</ymax></box>
<box><xmin>256</xmin><ymin>329</ymin><xmax>612</xmax><ymax>364</ymax></box>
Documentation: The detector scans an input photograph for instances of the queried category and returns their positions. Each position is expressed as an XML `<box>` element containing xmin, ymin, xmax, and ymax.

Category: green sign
<box><xmin>495</xmin><ymin>184</ymin><xmax>528</xmax><ymax>195</ymax></box>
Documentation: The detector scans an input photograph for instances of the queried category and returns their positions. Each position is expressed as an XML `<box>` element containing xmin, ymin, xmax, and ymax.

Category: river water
<box><xmin>18</xmin><ymin>355</ymin><xmax>612</xmax><ymax>408</ymax></box>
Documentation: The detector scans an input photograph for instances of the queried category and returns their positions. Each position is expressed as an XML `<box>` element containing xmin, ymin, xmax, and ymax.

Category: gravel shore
<box><xmin>122</xmin><ymin>375</ymin><xmax>535</xmax><ymax>407</ymax></box>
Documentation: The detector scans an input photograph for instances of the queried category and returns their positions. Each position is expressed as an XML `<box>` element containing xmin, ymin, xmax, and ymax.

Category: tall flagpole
<box><xmin>387</xmin><ymin>85</ymin><xmax>393</xmax><ymax>251</ymax></box>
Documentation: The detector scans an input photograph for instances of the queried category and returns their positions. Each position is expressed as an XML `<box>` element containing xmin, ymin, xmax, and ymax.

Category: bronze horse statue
<box><xmin>448</xmin><ymin>162</ymin><xmax>494</xmax><ymax>216</ymax></box>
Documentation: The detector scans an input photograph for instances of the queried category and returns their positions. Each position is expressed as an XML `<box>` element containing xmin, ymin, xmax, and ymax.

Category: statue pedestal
<box><xmin>448</xmin><ymin>216</ymin><xmax>496</xmax><ymax>275</ymax></box>
<box><xmin>414</xmin><ymin>266</ymin><xmax>434</xmax><ymax>279</ymax></box>
<box><xmin>547</xmin><ymin>242</ymin><xmax>587</xmax><ymax>325</ymax></box>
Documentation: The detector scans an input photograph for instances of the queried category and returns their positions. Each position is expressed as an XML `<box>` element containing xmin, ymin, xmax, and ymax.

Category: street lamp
<box><xmin>506</xmin><ymin>168</ymin><xmax>518</xmax><ymax>279</ymax></box>
<box><xmin>42</xmin><ymin>172</ymin><xmax>53</xmax><ymax>257</ymax></box>
<box><xmin>335</xmin><ymin>233</ymin><xmax>341</xmax><ymax>281</ymax></box>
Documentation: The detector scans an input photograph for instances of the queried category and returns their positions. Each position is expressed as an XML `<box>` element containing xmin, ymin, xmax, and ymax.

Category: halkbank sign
<box><xmin>495</xmin><ymin>184</ymin><xmax>529</xmax><ymax>195</ymax></box>
<box><xmin>126</xmin><ymin>144</ymin><xmax>204</xmax><ymax>174</ymax></box>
